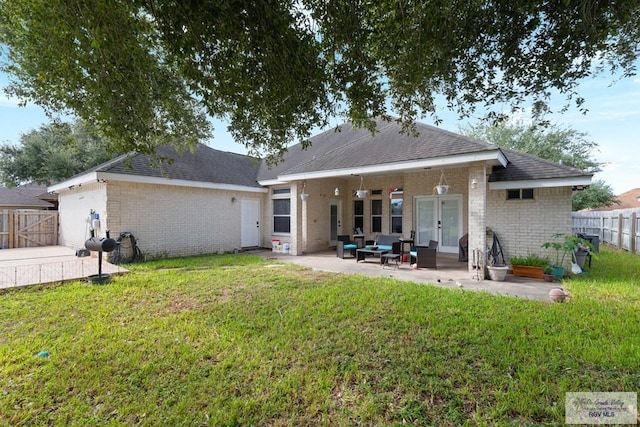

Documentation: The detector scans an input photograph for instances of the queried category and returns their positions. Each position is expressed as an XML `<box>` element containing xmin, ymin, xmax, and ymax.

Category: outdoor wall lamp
<box><xmin>471</xmin><ymin>178</ymin><xmax>479</xmax><ymax>189</ymax></box>
<box><xmin>334</xmin><ymin>187</ymin><xmax>340</xmax><ymax>196</ymax></box>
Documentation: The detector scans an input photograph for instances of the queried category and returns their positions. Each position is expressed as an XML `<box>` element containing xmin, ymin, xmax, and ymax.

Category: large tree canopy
<box><xmin>1</xmin><ymin>1</ymin><xmax>639</xmax><ymax>161</ymax></box>
<box><xmin>0</xmin><ymin>120</ymin><xmax>112</xmax><ymax>186</ymax></box>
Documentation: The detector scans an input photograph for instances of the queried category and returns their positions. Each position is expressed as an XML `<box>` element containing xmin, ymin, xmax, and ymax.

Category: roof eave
<box><xmin>489</xmin><ymin>176</ymin><xmax>593</xmax><ymax>190</ymax></box>
<box><xmin>277</xmin><ymin>150</ymin><xmax>505</xmax><ymax>182</ymax></box>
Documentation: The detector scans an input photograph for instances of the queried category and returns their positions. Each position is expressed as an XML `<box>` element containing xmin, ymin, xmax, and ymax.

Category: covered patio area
<box><xmin>261</xmin><ymin>250</ymin><xmax>562</xmax><ymax>301</ymax></box>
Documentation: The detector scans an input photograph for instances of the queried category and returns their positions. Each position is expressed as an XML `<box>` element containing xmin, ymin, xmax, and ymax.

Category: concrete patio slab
<box><xmin>260</xmin><ymin>250</ymin><xmax>563</xmax><ymax>302</ymax></box>
<box><xmin>0</xmin><ymin>246</ymin><xmax>128</xmax><ymax>290</ymax></box>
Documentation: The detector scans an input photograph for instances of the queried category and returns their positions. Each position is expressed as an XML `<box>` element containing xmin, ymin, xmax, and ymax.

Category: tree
<box><xmin>461</xmin><ymin>122</ymin><xmax>619</xmax><ymax>210</ymax></box>
<box><xmin>572</xmin><ymin>180</ymin><xmax>620</xmax><ymax>211</ymax></box>
<box><xmin>0</xmin><ymin>120</ymin><xmax>112</xmax><ymax>186</ymax></box>
<box><xmin>1</xmin><ymin>1</ymin><xmax>638</xmax><ymax>161</ymax></box>
<box><xmin>461</xmin><ymin>122</ymin><xmax>603</xmax><ymax>173</ymax></box>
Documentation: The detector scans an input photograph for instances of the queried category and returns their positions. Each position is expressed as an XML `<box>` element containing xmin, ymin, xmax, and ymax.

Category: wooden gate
<box><xmin>0</xmin><ymin>210</ymin><xmax>59</xmax><ymax>248</ymax></box>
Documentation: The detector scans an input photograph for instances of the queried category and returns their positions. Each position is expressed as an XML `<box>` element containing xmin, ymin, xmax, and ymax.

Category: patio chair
<box><xmin>336</xmin><ymin>235</ymin><xmax>358</xmax><ymax>259</ymax></box>
<box><xmin>410</xmin><ymin>240</ymin><xmax>439</xmax><ymax>269</ymax></box>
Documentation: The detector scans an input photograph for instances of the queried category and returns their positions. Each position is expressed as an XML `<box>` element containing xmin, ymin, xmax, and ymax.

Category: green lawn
<box><xmin>1</xmin><ymin>248</ymin><xmax>638</xmax><ymax>426</ymax></box>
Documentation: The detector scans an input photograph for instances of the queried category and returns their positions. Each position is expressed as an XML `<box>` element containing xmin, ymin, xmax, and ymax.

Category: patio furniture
<box><xmin>410</xmin><ymin>240</ymin><xmax>439</xmax><ymax>269</ymax></box>
<box><xmin>382</xmin><ymin>242</ymin><xmax>402</xmax><ymax>269</ymax></box>
<box><xmin>336</xmin><ymin>235</ymin><xmax>358</xmax><ymax>259</ymax></box>
<box><xmin>356</xmin><ymin>247</ymin><xmax>390</xmax><ymax>265</ymax></box>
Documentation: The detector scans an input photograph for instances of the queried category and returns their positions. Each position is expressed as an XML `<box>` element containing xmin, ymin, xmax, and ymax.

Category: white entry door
<box><xmin>329</xmin><ymin>200</ymin><xmax>342</xmax><ymax>246</ymax></box>
<box><xmin>415</xmin><ymin>195</ymin><xmax>462</xmax><ymax>253</ymax></box>
<box><xmin>241</xmin><ymin>199</ymin><xmax>261</xmax><ymax>248</ymax></box>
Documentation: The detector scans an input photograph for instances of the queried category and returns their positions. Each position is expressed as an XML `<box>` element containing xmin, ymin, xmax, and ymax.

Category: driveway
<box><xmin>0</xmin><ymin>246</ymin><xmax>127</xmax><ymax>290</ymax></box>
<box><xmin>261</xmin><ymin>250</ymin><xmax>563</xmax><ymax>302</ymax></box>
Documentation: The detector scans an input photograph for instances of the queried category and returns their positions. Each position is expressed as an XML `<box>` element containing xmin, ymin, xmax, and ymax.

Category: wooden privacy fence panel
<box><xmin>0</xmin><ymin>210</ymin><xmax>59</xmax><ymax>249</ymax></box>
<box><xmin>572</xmin><ymin>208</ymin><xmax>640</xmax><ymax>255</ymax></box>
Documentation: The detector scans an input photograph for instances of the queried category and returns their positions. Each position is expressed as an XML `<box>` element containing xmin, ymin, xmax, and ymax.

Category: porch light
<box><xmin>471</xmin><ymin>178</ymin><xmax>478</xmax><ymax>189</ymax></box>
<box><xmin>355</xmin><ymin>176</ymin><xmax>368</xmax><ymax>198</ymax></box>
<box><xmin>334</xmin><ymin>187</ymin><xmax>340</xmax><ymax>196</ymax></box>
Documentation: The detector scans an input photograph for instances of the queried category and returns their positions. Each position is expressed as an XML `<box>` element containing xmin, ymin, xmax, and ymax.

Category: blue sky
<box><xmin>1</xmin><ymin>66</ymin><xmax>639</xmax><ymax>194</ymax></box>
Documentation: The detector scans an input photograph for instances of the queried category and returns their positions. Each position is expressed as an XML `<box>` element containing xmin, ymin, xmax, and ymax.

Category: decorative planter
<box><xmin>300</xmin><ymin>193</ymin><xmax>309</xmax><ymax>202</ymax></box>
<box><xmin>435</xmin><ymin>185</ymin><xmax>449</xmax><ymax>195</ymax></box>
<box><xmin>486</xmin><ymin>265</ymin><xmax>509</xmax><ymax>281</ymax></box>
<box><xmin>511</xmin><ymin>265</ymin><xmax>544</xmax><ymax>279</ymax></box>
<box><xmin>87</xmin><ymin>274</ymin><xmax>111</xmax><ymax>285</ymax></box>
<box><xmin>574</xmin><ymin>251</ymin><xmax>588</xmax><ymax>268</ymax></box>
<box><xmin>355</xmin><ymin>190</ymin><xmax>368</xmax><ymax>198</ymax></box>
<box><xmin>550</xmin><ymin>266</ymin><xmax>565</xmax><ymax>279</ymax></box>
<box><xmin>543</xmin><ymin>273</ymin><xmax>554</xmax><ymax>282</ymax></box>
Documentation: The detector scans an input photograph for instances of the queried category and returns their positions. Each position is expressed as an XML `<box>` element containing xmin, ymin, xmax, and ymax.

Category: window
<box><xmin>390</xmin><ymin>198</ymin><xmax>403</xmax><ymax>233</ymax></box>
<box><xmin>272</xmin><ymin>188</ymin><xmax>290</xmax><ymax>233</ymax></box>
<box><xmin>507</xmin><ymin>188</ymin><xmax>534</xmax><ymax>200</ymax></box>
<box><xmin>371</xmin><ymin>199</ymin><xmax>382</xmax><ymax>233</ymax></box>
<box><xmin>353</xmin><ymin>200</ymin><xmax>363</xmax><ymax>233</ymax></box>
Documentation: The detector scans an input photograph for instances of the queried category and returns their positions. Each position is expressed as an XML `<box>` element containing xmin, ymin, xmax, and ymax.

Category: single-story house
<box><xmin>49</xmin><ymin>119</ymin><xmax>592</xmax><ymax>271</ymax></box>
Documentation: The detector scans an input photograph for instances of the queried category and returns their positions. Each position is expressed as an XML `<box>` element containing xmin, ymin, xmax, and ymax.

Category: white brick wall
<box><xmin>104</xmin><ymin>182</ymin><xmax>262</xmax><ymax>259</ymax></box>
<box><xmin>57</xmin><ymin>182</ymin><xmax>108</xmax><ymax>249</ymax></box>
<box><xmin>487</xmin><ymin>186</ymin><xmax>573</xmax><ymax>266</ymax></box>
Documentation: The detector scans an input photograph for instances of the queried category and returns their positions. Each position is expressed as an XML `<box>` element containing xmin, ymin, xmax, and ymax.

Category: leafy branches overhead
<box><xmin>1</xmin><ymin>0</ymin><xmax>639</xmax><ymax>159</ymax></box>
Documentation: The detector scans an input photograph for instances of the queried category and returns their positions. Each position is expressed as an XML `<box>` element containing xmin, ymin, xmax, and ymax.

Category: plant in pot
<box><xmin>543</xmin><ymin>266</ymin><xmax>555</xmax><ymax>282</ymax></box>
<box><xmin>486</xmin><ymin>252</ymin><xmax>509</xmax><ymax>281</ymax></box>
<box><xmin>510</xmin><ymin>254</ymin><xmax>549</xmax><ymax>279</ymax></box>
<box><xmin>541</xmin><ymin>234</ymin><xmax>595</xmax><ymax>277</ymax></box>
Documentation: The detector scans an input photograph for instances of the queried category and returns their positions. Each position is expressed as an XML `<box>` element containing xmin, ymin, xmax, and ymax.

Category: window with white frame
<box><xmin>371</xmin><ymin>199</ymin><xmax>382</xmax><ymax>233</ymax></box>
<box><xmin>353</xmin><ymin>200</ymin><xmax>364</xmax><ymax>233</ymax></box>
<box><xmin>272</xmin><ymin>188</ymin><xmax>290</xmax><ymax>233</ymax></box>
<box><xmin>390</xmin><ymin>197</ymin><xmax>403</xmax><ymax>234</ymax></box>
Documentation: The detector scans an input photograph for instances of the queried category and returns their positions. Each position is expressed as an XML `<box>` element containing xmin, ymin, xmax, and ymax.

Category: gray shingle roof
<box><xmin>490</xmin><ymin>149</ymin><xmax>592</xmax><ymax>182</ymax></box>
<box><xmin>257</xmin><ymin>119</ymin><xmax>499</xmax><ymax>181</ymax></box>
<box><xmin>87</xmin><ymin>144</ymin><xmax>262</xmax><ymax>188</ymax></box>
<box><xmin>0</xmin><ymin>187</ymin><xmax>54</xmax><ymax>208</ymax></box>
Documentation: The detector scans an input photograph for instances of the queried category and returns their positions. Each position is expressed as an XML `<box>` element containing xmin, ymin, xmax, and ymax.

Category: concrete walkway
<box><xmin>260</xmin><ymin>250</ymin><xmax>563</xmax><ymax>302</ymax></box>
<box><xmin>0</xmin><ymin>246</ymin><xmax>127</xmax><ymax>290</ymax></box>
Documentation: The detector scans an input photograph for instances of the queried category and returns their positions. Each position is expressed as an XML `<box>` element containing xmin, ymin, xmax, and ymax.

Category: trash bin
<box><xmin>271</xmin><ymin>240</ymin><xmax>280</xmax><ymax>252</ymax></box>
<box><xmin>282</xmin><ymin>243</ymin><xmax>290</xmax><ymax>254</ymax></box>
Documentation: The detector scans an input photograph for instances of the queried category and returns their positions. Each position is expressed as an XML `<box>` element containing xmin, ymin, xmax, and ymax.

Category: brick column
<box><xmin>467</xmin><ymin>162</ymin><xmax>487</xmax><ymax>274</ymax></box>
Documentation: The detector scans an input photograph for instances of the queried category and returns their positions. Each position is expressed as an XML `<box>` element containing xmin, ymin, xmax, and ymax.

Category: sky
<box><xmin>1</xmin><ymin>65</ymin><xmax>639</xmax><ymax>195</ymax></box>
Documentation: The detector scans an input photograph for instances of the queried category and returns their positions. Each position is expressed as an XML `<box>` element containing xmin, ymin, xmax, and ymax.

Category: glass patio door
<box><xmin>415</xmin><ymin>196</ymin><xmax>462</xmax><ymax>253</ymax></box>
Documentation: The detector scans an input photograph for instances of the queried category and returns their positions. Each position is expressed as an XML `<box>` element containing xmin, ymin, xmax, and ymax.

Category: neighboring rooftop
<box><xmin>595</xmin><ymin>188</ymin><xmax>640</xmax><ymax>211</ymax></box>
<box><xmin>0</xmin><ymin>187</ymin><xmax>54</xmax><ymax>209</ymax></box>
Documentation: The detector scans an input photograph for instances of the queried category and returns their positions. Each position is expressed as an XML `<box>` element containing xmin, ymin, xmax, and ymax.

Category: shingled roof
<box><xmin>489</xmin><ymin>149</ymin><xmax>592</xmax><ymax>183</ymax></box>
<box><xmin>58</xmin><ymin>144</ymin><xmax>262</xmax><ymax>189</ymax></box>
<box><xmin>0</xmin><ymin>187</ymin><xmax>54</xmax><ymax>209</ymax></box>
<box><xmin>257</xmin><ymin>119</ymin><xmax>500</xmax><ymax>181</ymax></box>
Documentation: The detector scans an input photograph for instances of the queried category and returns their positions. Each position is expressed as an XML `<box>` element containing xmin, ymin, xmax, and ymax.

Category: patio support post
<box><xmin>467</xmin><ymin>163</ymin><xmax>488</xmax><ymax>275</ymax></box>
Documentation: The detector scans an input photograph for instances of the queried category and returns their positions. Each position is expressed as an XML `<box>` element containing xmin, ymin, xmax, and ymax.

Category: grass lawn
<box><xmin>1</xmin><ymin>247</ymin><xmax>638</xmax><ymax>425</ymax></box>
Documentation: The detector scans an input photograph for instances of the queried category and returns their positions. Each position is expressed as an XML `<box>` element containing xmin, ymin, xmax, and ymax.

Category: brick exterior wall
<box><xmin>487</xmin><ymin>186</ymin><xmax>573</xmax><ymax>266</ymax></box>
<box><xmin>103</xmin><ymin>182</ymin><xmax>262</xmax><ymax>259</ymax></box>
<box><xmin>57</xmin><ymin>182</ymin><xmax>108</xmax><ymax>249</ymax></box>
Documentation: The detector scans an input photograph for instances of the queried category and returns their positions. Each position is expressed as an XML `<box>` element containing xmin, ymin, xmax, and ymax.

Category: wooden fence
<box><xmin>0</xmin><ymin>210</ymin><xmax>59</xmax><ymax>249</ymax></box>
<box><xmin>572</xmin><ymin>208</ymin><xmax>640</xmax><ymax>255</ymax></box>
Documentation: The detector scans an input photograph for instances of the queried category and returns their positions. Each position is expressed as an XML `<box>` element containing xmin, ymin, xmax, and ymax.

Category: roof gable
<box><xmin>0</xmin><ymin>187</ymin><xmax>54</xmax><ymax>208</ymax></box>
<box><xmin>489</xmin><ymin>149</ymin><xmax>592</xmax><ymax>183</ymax></box>
<box><xmin>258</xmin><ymin>119</ymin><xmax>499</xmax><ymax>181</ymax></box>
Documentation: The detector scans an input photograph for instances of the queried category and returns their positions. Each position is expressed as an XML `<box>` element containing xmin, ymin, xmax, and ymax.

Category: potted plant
<box><xmin>543</xmin><ymin>266</ymin><xmax>554</xmax><ymax>282</ymax></box>
<box><xmin>510</xmin><ymin>255</ymin><xmax>549</xmax><ymax>279</ymax></box>
<box><xmin>541</xmin><ymin>234</ymin><xmax>595</xmax><ymax>277</ymax></box>
<box><xmin>486</xmin><ymin>256</ymin><xmax>509</xmax><ymax>281</ymax></box>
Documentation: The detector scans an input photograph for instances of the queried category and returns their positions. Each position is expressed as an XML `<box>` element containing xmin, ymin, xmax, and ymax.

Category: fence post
<box><xmin>632</xmin><ymin>212</ymin><xmax>637</xmax><ymax>254</ymax></box>
<box><xmin>618</xmin><ymin>213</ymin><xmax>623</xmax><ymax>249</ymax></box>
<box><xmin>8</xmin><ymin>211</ymin><xmax>15</xmax><ymax>248</ymax></box>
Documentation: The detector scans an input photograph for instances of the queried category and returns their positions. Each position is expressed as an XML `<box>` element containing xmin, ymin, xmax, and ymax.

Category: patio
<box><xmin>261</xmin><ymin>250</ymin><xmax>562</xmax><ymax>302</ymax></box>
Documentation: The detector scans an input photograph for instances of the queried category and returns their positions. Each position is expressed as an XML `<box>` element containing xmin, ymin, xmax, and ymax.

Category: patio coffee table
<box><xmin>356</xmin><ymin>247</ymin><xmax>390</xmax><ymax>265</ymax></box>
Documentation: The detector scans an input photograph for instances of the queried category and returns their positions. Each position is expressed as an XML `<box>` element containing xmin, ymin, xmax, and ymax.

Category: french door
<box><xmin>415</xmin><ymin>195</ymin><xmax>462</xmax><ymax>253</ymax></box>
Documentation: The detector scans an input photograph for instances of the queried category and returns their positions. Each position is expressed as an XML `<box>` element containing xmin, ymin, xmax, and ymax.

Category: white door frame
<box><xmin>240</xmin><ymin>198</ymin><xmax>261</xmax><ymax>248</ymax></box>
<box><xmin>414</xmin><ymin>195</ymin><xmax>463</xmax><ymax>253</ymax></box>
